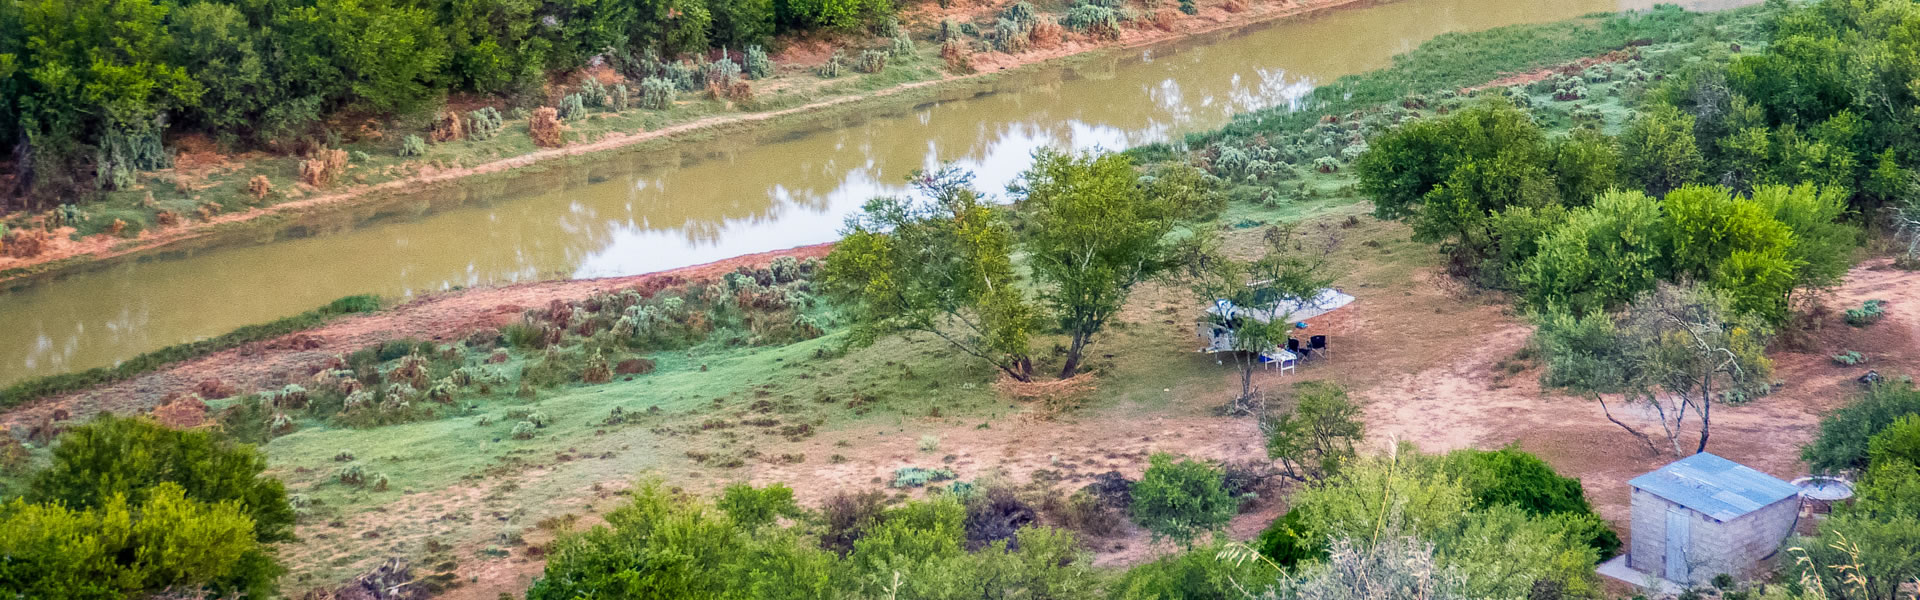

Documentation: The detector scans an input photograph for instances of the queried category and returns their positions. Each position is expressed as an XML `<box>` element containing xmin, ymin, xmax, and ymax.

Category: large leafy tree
<box><xmin>824</xmin><ymin>166</ymin><xmax>1039</xmax><ymax>381</ymax></box>
<box><xmin>1519</xmin><ymin>190</ymin><xmax>1666</xmax><ymax>315</ymax></box>
<box><xmin>1534</xmin><ymin>283</ymin><xmax>1773</xmax><ymax>456</ymax></box>
<box><xmin>1015</xmin><ymin>150</ymin><xmax>1211</xmax><ymax>378</ymax></box>
<box><xmin>1353</xmin><ymin>99</ymin><xmax>1560</xmax><ymax>275</ymax></box>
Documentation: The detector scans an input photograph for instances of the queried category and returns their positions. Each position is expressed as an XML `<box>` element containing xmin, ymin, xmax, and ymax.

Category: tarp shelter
<box><xmin>1205</xmin><ymin>288</ymin><xmax>1355</xmax><ymax>324</ymax></box>
<box><xmin>1199</xmin><ymin>288</ymin><xmax>1354</xmax><ymax>353</ymax></box>
<box><xmin>1626</xmin><ymin>452</ymin><xmax>1800</xmax><ymax>586</ymax></box>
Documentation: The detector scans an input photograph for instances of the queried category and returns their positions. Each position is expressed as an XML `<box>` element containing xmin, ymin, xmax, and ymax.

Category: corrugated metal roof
<box><xmin>1629</xmin><ymin>452</ymin><xmax>1799</xmax><ymax>521</ymax></box>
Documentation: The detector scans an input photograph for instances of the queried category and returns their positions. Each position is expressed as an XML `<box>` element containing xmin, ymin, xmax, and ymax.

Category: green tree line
<box><xmin>0</xmin><ymin>0</ymin><xmax>894</xmax><ymax>208</ymax></box>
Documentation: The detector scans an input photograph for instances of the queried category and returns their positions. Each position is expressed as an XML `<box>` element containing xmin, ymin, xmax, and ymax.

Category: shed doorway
<box><xmin>1665</xmin><ymin>508</ymin><xmax>1690</xmax><ymax>582</ymax></box>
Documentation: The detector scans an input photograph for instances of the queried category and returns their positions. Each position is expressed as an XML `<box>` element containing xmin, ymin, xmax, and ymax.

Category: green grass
<box><xmin>0</xmin><ymin>295</ymin><xmax>382</xmax><ymax>409</ymax></box>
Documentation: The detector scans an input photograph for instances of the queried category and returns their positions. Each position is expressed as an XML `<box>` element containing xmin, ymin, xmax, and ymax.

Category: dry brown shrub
<box><xmin>196</xmin><ymin>378</ymin><xmax>239</xmax><ymax>399</ymax></box>
<box><xmin>994</xmin><ymin>374</ymin><xmax>1096</xmax><ymax>416</ymax></box>
<box><xmin>107</xmin><ymin>219</ymin><xmax>127</xmax><ymax>235</ymax></box>
<box><xmin>2</xmin><ymin>228</ymin><xmax>48</xmax><ymax>258</ymax></box>
<box><xmin>941</xmin><ymin>39</ymin><xmax>975</xmax><ymax>73</ymax></box>
<box><xmin>1148</xmin><ymin>9</ymin><xmax>1178</xmax><ymax>30</ymax></box>
<box><xmin>582</xmin><ymin>353</ymin><xmax>612</xmax><ymax>384</ymax></box>
<box><xmin>300</xmin><ymin>149</ymin><xmax>349</xmax><ymax>187</ymax></box>
<box><xmin>430</xmin><ymin>110</ymin><xmax>467</xmax><ymax>143</ymax></box>
<box><xmin>615</xmin><ymin>358</ymin><xmax>655</xmax><ymax>375</ymax></box>
<box><xmin>156</xmin><ymin>210</ymin><xmax>181</xmax><ymax>227</ymax></box>
<box><xmin>1028</xmin><ymin>21</ymin><xmax>1064</xmax><ymax>47</ymax></box>
<box><xmin>152</xmin><ymin>393</ymin><xmax>211</xmax><ymax>429</ymax></box>
<box><xmin>529</xmin><ymin>107</ymin><xmax>565</xmax><ymax>148</ymax></box>
<box><xmin>248</xmin><ymin>175</ymin><xmax>272</xmax><ymax>200</ymax></box>
<box><xmin>196</xmin><ymin>202</ymin><xmax>223</xmax><ymax>221</ymax></box>
<box><xmin>1223</xmin><ymin>0</ymin><xmax>1248</xmax><ymax>12</ymax></box>
<box><xmin>723</xmin><ymin>80</ymin><xmax>754</xmax><ymax>103</ymax></box>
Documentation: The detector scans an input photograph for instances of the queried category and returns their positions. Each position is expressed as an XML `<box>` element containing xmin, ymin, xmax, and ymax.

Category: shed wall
<box><xmin>1630</xmin><ymin>487</ymin><xmax>1800</xmax><ymax>585</ymax></box>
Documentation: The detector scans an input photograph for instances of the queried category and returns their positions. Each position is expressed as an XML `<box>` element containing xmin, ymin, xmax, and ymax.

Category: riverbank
<box><xmin>0</xmin><ymin>0</ymin><xmax>1380</xmax><ymax>287</ymax></box>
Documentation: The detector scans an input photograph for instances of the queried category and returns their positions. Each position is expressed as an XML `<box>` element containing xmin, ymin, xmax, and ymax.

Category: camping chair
<box><xmin>1286</xmin><ymin>337</ymin><xmax>1302</xmax><ymax>355</ymax></box>
<box><xmin>1309</xmin><ymin>335</ymin><xmax>1329</xmax><ymax>360</ymax></box>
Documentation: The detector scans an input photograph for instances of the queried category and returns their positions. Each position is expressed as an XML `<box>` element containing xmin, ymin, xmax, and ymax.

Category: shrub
<box><xmin>1049</xmin><ymin>491</ymin><xmax>1124</xmax><ymax>538</ymax></box>
<box><xmin>429</xmin><ymin>110</ymin><xmax>466</xmax><ymax>142</ymax></box>
<box><xmin>468</xmin><ymin>107</ymin><xmax>505</xmax><ymax>140</ymax></box>
<box><xmin>246</xmin><ymin>175</ymin><xmax>272</xmax><ymax>200</ymax></box>
<box><xmin>28</xmin><ymin>415</ymin><xmax>295</xmax><ymax>543</ymax></box>
<box><xmin>854</xmin><ymin>50</ymin><xmax>888</xmax><ymax>74</ymax></box>
<box><xmin>1804</xmin><ymin>381</ymin><xmax>1920</xmax><ymax>474</ymax></box>
<box><xmin>817</xmin><ymin>51</ymin><xmax>847</xmax><ymax>78</ymax></box>
<box><xmin>1440</xmin><ymin>446</ymin><xmax>1621</xmax><ymax>557</ymax></box>
<box><xmin>962</xmin><ymin>485</ymin><xmax>1038</xmax><ymax>549</ymax></box>
<box><xmin>529</xmin><ymin>107</ymin><xmax>564</xmax><ymax>147</ymax></box>
<box><xmin>1060</xmin><ymin>2</ymin><xmax>1121</xmax><ymax>39</ymax></box>
<box><xmin>511</xmin><ymin>421</ymin><xmax>537</xmax><ymax>439</ymax></box>
<box><xmin>609</xmin><ymin>84</ymin><xmax>631</xmax><ymax>110</ymax></box>
<box><xmin>558</xmin><ymin>93</ymin><xmax>588</xmax><ymax>120</ymax></box>
<box><xmin>745</xmin><ymin>45</ymin><xmax>774</xmax><ymax>79</ymax></box>
<box><xmin>892</xmin><ymin>466</ymin><xmax>957</xmax><ymax>488</ymax></box>
<box><xmin>1115</xmin><ymin>540</ymin><xmax>1276</xmax><ymax>599</ymax></box>
<box><xmin>336</xmin><ymin>463</ymin><xmax>368</xmax><ymax>486</ymax></box>
<box><xmin>581</xmin><ymin>351</ymin><xmax>612</xmax><ymax>384</ymax></box>
<box><xmin>399</xmin><ymin>134</ymin><xmax>428</xmax><ymax>157</ymax></box>
<box><xmin>717</xmin><ymin>482</ymin><xmax>799</xmax><ymax>529</ymax></box>
<box><xmin>578</xmin><ymin>77</ymin><xmax>609</xmax><ymax>107</ymax></box>
<box><xmin>822</xmin><ymin>489</ymin><xmax>890</xmax><ymax>554</ymax></box>
<box><xmin>299</xmin><ymin>148</ymin><xmax>349</xmax><ymax>187</ymax></box>
<box><xmin>918</xmin><ymin>434</ymin><xmax>940</xmax><ymax>452</ymax></box>
<box><xmin>0</xmin><ymin>484</ymin><xmax>281</xmax><ymax>600</ymax></box>
<box><xmin>1266</xmin><ymin>381</ymin><xmax>1364</xmax><ymax>482</ymax></box>
<box><xmin>1179</xmin><ymin>0</ymin><xmax>1195</xmax><ymax>15</ymax></box>
<box><xmin>941</xmin><ymin>39</ymin><xmax>973</xmax><ymax>73</ymax></box>
<box><xmin>1846</xmin><ymin>299</ymin><xmax>1887</xmax><ymax>326</ymax></box>
<box><xmin>1832</xmin><ymin>350</ymin><xmax>1867</xmax><ymax>366</ymax></box>
<box><xmin>890</xmin><ymin>33</ymin><xmax>914</xmax><ymax>58</ymax></box>
<box><xmin>639</xmin><ymin>77</ymin><xmax>677</xmax><ymax>110</ymax></box>
<box><xmin>1130</xmin><ymin>453</ymin><xmax>1234</xmax><ymax>545</ymax></box>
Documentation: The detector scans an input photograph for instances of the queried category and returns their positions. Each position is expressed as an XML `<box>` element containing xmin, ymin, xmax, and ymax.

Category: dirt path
<box><xmin>0</xmin><ymin>0</ymin><xmax>1373</xmax><ymax>286</ymax></box>
<box><xmin>0</xmin><ymin>244</ymin><xmax>832</xmax><ymax>430</ymax></box>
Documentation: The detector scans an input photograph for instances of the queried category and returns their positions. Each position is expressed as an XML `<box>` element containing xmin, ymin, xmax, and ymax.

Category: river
<box><xmin>0</xmin><ymin>0</ymin><xmax>1754</xmax><ymax>385</ymax></box>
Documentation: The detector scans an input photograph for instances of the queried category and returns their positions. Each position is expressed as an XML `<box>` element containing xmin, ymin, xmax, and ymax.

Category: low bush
<box><xmin>854</xmin><ymin>50</ymin><xmax>889</xmax><ymax>74</ymax></box>
<box><xmin>529</xmin><ymin>107</ymin><xmax>564</xmax><ymax>147</ymax></box>
<box><xmin>745</xmin><ymin>45</ymin><xmax>774</xmax><ymax>79</ymax></box>
<box><xmin>1846</xmin><ymin>299</ymin><xmax>1887</xmax><ymax>326</ymax></box>
<box><xmin>1804</xmin><ymin>381</ymin><xmax>1920</xmax><ymax>474</ymax></box>
<box><xmin>1130</xmin><ymin>453</ymin><xmax>1234</xmax><ymax>545</ymax></box>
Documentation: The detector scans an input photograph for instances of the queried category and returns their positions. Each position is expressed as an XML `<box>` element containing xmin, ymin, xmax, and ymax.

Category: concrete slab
<box><xmin>1598</xmin><ymin>555</ymin><xmax>1685</xmax><ymax>595</ymax></box>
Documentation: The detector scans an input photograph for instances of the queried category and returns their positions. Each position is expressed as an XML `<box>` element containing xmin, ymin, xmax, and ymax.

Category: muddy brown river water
<box><xmin>0</xmin><ymin>0</ymin><xmax>1755</xmax><ymax>384</ymax></box>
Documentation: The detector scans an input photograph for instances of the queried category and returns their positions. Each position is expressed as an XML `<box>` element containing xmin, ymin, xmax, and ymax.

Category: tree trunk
<box><xmin>1694</xmin><ymin>384</ymin><xmax>1712</xmax><ymax>454</ymax></box>
<box><xmin>1058</xmin><ymin>332</ymin><xmax>1088</xmax><ymax>379</ymax></box>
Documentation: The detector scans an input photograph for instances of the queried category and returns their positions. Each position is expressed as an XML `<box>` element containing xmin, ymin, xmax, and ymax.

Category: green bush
<box><xmin>745</xmin><ymin>45</ymin><xmax>774</xmax><ymax>79</ymax></box>
<box><xmin>399</xmin><ymin>134</ymin><xmax>428</xmax><ymax>157</ymax></box>
<box><xmin>1129</xmin><ymin>453</ymin><xmax>1234</xmax><ymax>545</ymax></box>
<box><xmin>716</xmin><ymin>482</ymin><xmax>799</xmax><ymax>529</ymax></box>
<box><xmin>817</xmin><ymin>50</ymin><xmax>846</xmax><ymax>78</ymax></box>
<box><xmin>558</xmin><ymin>93</ymin><xmax>588</xmax><ymax>120</ymax></box>
<box><xmin>1832</xmin><ymin>350</ymin><xmax>1867</xmax><ymax>366</ymax></box>
<box><xmin>469</xmin><ymin>107</ymin><xmax>505</xmax><ymax>140</ymax></box>
<box><xmin>0</xmin><ymin>484</ymin><xmax>281</xmax><ymax>600</ymax></box>
<box><xmin>28</xmin><ymin>415</ymin><xmax>295</xmax><ymax>543</ymax></box>
<box><xmin>0</xmin><ymin>295</ymin><xmax>381</xmax><ymax>409</ymax></box>
<box><xmin>853</xmin><ymin>49</ymin><xmax>888</xmax><ymax>74</ymax></box>
<box><xmin>639</xmin><ymin>77</ymin><xmax>676</xmax><ymax>110</ymax></box>
<box><xmin>1440</xmin><ymin>446</ymin><xmax>1621</xmax><ymax>557</ymax></box>
<box><xmin>1803</xmin><ymin>381</ymin><xmax>1920</xmax><ymax>474</ymax></box>
<box><xmin>891</xmin><ymin>466</ymin><xmax>957</xmax><ymax>488</ymax></box>
<box><xmin>1113</xmin><ymin>540</ymin><xmax>1276</xmax><ymax>599</ymax></box>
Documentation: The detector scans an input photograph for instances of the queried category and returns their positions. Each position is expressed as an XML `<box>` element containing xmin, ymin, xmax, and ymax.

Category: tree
<box><xmin>629</xmin><ymin>0</ymin><xmax>711</xmax><ymax>57</ymax></box>
<box><xmin>169</xmin><ymin>2</ymin><xmax>268</xmax><ymax>137</ymax></box>
<box><xmin>28</xmin><ymin>415</ymin><xmax>295</xmax><ymax>543</ymax></box>
<box><xmin>716</xmin><ymin>482</ymin><xmax>799</xmax><ymax>529</ymax></box>
<box><xmin>1661</xmin><ymin>185</ymin><xmax>1799</xmax><ymax>321</ymax></box>
<box><xmin>1534</xmin><ymin>283</ymin><xmax>1773</xmax><ymax>456</ymax></box>
<box><xmin>1354</xmin><ymin>99</ymin><xmax>1558</xmax><ymax>273</ymax></box>
<box><xmin>1749</xmin><ymin>183</ymin><xmax>1856</xmax><ymax>298</ymax></box>
<box><xmin>1549</xmin><ymin>126</ymin><xmax>1622</xmax><ymax>206</ymax></box>
<box><xmin>1619</xmin><ymin>104</ymin><xmax>1706</xmax><ymax>196</ymax></box>
<box><xmin>1129</xmin><ymin>453</ymin><xmax>1235</xmax><ymax>546</ymax></box>
<box><xmin>708</xmin><ymin>0</ymin><xmax>776</xmax><ymax>49</ymax></box>
<box><xmin>1263</xmin><ymin>381</ymin><xmax>1364</xmax><ymax>483</ymax></box>
<box><xmin>1182</xmin><ymin>224</ymin><xmax>1339</xmax><ymax>405</ymax></box>
<box><xmin>1016</xmin><ymin>150</ymin><xmax>1210</xmax><ymax>378</ymax></box>
<box><xmin>1518</xmin><ymin>190</ymin><xmax>1666</xmax><ymax>315</ymax></box>
<box><xmin>824</xmin><ymin>166</ymin><xmax>1039</xmax><ymax>381</ymax></box>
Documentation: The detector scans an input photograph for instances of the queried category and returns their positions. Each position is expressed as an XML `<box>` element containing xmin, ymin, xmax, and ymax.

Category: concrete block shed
<box><xmin>1627</xmin><ymin>452</ymin><xmax>1801</xmax><ymax>586</ymax></box>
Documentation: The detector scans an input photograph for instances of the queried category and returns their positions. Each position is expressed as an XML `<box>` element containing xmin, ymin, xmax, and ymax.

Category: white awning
<box><xmin>1206</xmin><ymin>288</ymin><xmax>1355</xmax><ymax>324</ymax></box>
